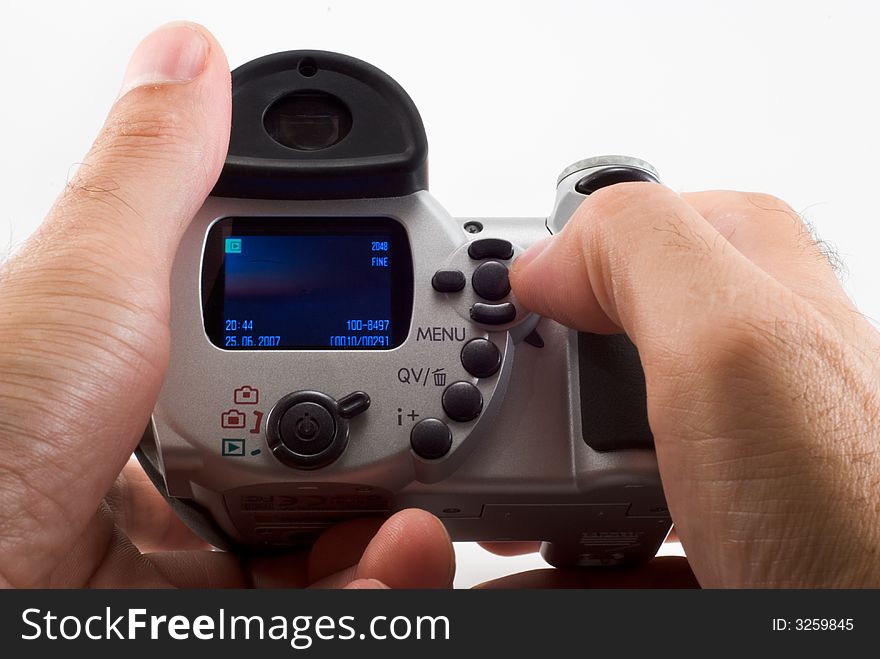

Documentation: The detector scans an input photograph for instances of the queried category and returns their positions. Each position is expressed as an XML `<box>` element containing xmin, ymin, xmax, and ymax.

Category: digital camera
<box><xmin>137</xmin><ymin>50</ymin><xmax>672</xmax><ymax>567</ymax></box>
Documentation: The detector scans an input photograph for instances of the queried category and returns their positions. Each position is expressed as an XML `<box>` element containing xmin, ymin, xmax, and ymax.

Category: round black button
<box><xmin>279</xmin><ymin>402</ymin><xmax>335</xmax><ymax>456</ymax></box>
<box><xmin>410</xmin><ymin>418</ymin><xmax>452</xmax><ymax>459</ymax></box>
<box><xmin>441</xmin><ymin>381</ymin><xmax>483</xmax><ymax>422</ymax></box>
<box><xmin>461</xmin><ymin>338</ymin><xmax>501</xmax><ymax>378</ymax></box>
<box><xmin>472</xmin><ymin>260</ymin><xmax>510</xmax><ymax>301</ymax></box>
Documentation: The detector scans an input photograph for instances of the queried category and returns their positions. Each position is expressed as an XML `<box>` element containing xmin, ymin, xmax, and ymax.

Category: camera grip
<box><xmin>578</xmin><ymin>332</ymin><xmax>654</xmax><ymax>451</ymax></box>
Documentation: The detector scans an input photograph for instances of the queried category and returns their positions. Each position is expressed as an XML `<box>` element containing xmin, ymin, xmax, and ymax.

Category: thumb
<box><xmin>0</xmin><ymin>22</ymin><xmax>230</xmax><ymax>584</ymax></box>
<box><xmin>46</xmin><ymin>21</ymin><xmax>230</xmax><ymax>271</ymax></box>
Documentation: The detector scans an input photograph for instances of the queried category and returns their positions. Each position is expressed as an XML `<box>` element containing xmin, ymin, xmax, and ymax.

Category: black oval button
<box><xmin>337</xmin><ymin>391</ymin><xmax>371</xmax><ymax>418</ymax></box>
<box><xmin>468</xmin><ymin>238</ymin><xmax>514</xmax><ymax>260</ymax></box>
<box><xmin>472</xmin><ymin>261</ymin><xmax>510</xmax><ymax>301</ymax></box>
<box><xmin>432</xmin><ymin>269</ymin><xmax>466</xmax><ymax>292</ymax></box>
<box><xmin>410</xmin><ymin>418</ymin><xmax>453</xmax><ymax>459</ymax></box>
<box><xmin>470</xmin><ymin>302</ymin><xmax>516</xmax><ymax>325</ymax></box>
<box><xmin>461</xmin><ymin>338</ymin><xmax>501</xmax><ymax>378</ymax></box>
<box><xmin>441</xmin><ymin>381</ymin><xmax>483</xmax><ymax>422</ymax></box>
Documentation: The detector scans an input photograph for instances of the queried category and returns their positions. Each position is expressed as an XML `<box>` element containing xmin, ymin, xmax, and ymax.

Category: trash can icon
<box><xmin>433</xmin><ymin>369</ymin><xmax>447</xmax><ymax>387</ymax></box>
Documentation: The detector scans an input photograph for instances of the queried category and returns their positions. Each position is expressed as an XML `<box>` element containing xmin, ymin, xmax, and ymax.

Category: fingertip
<box><xmin>113</xmin><ymin>20</ymin><xmax>231</xmax><ymax>183</ymax></box>
<box><xmin>355</xmin><ymin>509</ymin><xmax>455</xmax><ymax>589</ymax></box>
<box><xmin>510</xmin><ymin>221</ymin><xmax>620</xmax><ymax>334</ymax></box>
<box><xmin>118</xmin><ymin>22</ymin><xmax>206</xmax><ymax>99</ymax></box>
<box><xmin>76</xmin><ymin>20</ymin><xmax>232</xmax><ymax>265</ymax></box>
<box><xmin>509</xmin><ymin>234</ymin><xmax>558</xmax><ymax>315</ymax></box>
<box><xmin>180</xmin><ymin>22</ymin><xmax>232</xmax><ymax>187</ymax></box>
<box><xmin>307</xmin><ymin>517</ymin><xmax>385</xmax><ymax>584</ymax></box>
<box><xmin>344</xmin><ymin>578</ymin><xmax>390</xmax><ymax>590</ymax></box>
<box><xmin>511</xmin><ymin>234</ymin><xmax>555</xmax><ymax>275</ymax></box>
<box><xmin>188</xmin><ymin>21</ymin><xmax>231</xmax><ymax>91</ymax></box>
<box><xmin>478</xmin><ymin>541</ymin><xmax>541</xmax><ymax>557</ymax></box>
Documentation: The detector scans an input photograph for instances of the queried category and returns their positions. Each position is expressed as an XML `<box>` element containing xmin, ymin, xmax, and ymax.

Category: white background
<box><xmin>1</xmin><ymin>1</ymin><xmax>878</xmax><ymax>588</ymax></box>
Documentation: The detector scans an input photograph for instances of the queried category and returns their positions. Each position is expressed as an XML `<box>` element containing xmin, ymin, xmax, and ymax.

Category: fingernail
<box><xmin>344</xmin><ymin>578</ymin><xmax>389</xmax><ymax>590</ymax></box>
<box><xmin>513</xmin><ymin>235</ymin><xmax>555</xmax><ymax>272</ymax></box>
<box><xmin>118</xmin><ymin>23</ymin><xmax>209</xmax><ymax>99</ymax></box>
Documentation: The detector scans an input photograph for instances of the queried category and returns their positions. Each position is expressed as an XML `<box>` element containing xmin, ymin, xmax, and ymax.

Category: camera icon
<box><xmin>221</xmin><ymin>409</ymin><xmax>247</xmax><ymax>429</ymax></box>
<box><xmin>234</xmin><ymin>385</ymin><xmax>259</xmax><ymax>405</ymax></box>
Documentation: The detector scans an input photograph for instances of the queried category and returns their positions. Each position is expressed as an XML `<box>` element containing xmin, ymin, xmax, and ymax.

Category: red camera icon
<box><xmin>234</xmin><ymin>386</ymin><xmax>259</xmax><ymax>405</ymax></box>
<box><xmin>221</xmin><ymin>409</ymin><xmax>247</xmax><ymax>429</ymax></box>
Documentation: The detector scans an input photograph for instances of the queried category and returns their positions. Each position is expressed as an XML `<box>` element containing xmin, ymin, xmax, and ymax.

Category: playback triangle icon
<box><xmin>222</xmin><ymin>438</ymin><xmax>246</xmax><ymax>456</ymax></box>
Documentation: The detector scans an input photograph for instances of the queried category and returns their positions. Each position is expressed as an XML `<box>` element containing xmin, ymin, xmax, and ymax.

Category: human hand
<box><xmin>0</xmin><ymin>22</ymin><xmax>454</xmax><ymax>589</ymax></box>
<box><xmin>486</xmin><ymin>184</ymin><xmax>880</xmax><ymax>588</ymax></box>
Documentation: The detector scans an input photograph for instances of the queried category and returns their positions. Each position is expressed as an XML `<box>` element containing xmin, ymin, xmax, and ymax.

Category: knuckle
<box><xmin>63</xmin><ymin>105</ymin><xmax>200</xmax><ymax>207</ymax></box>
<box><xmin>741</xmin><ymin>191</ymin><xmax>797</xmax><ymax>216</ymax></box>
<box><xmin>727</xmin><ymin>191</ymin><xmax>805</xmax><ymax>233</ymax></box>
<box><xmin>96</xmin><ymin>103</ymin><xmax>194</xmax><ymax>159</ymax></box>
<box><xmin>577</xmin><ymin>184</ymin><xmax>719</xmax><ymax>273</ymax></box>
<box><xmin>575</xmin><ymin>182</ymin><xmax>675</xmax><ymax>228</ymax></box>
<box><xmin>569</xmin><ymin>183</ymin><xmax>683</xmax><ymax>255</ymax></box>
<box><xmin>690</xmin><ymin>190</ymin><xmax>800</xmax><ymax>226</ymax></box>
<box><xmin>724</xmin><ymin>191</ymin><xmax>841</xmax><ymax>270</ymax></box>
<box><xmin>52</xmin><ymin>100</ymin><xmax>204</xmax><ymax>230</ymax></box>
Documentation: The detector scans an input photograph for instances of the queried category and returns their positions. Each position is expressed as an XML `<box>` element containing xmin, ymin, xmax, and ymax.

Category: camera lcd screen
<box><xmin>202</xmin><ymin>217</ymin><xmax>413</xmax><ymax>350</ymax></box>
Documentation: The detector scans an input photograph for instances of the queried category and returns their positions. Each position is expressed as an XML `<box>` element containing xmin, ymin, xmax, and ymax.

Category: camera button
<box><xmin>575</xmin><ymin>166</ymin><xmax>659</xmax><ymax>195</ymax></box>
<box><xmin>468</xmin><ymin>238</ymin><xmax>514</xmax><ymax>260</ymax></box>
<box><xmin>337</xmin><ymin>391</ymin><xmax>371</xmax><ymax>418</ymax></box>
<box><xmin>470</xmin><ymin>302</ymin><xmax>516</xmax><ymax>325</ymax></box>
<box><xmin>432</xmin><ymin>269</ymin><xmax>466</xmax><ymax>292</ymax></box>
<box><xmin>471</xmin><ymin>260</ymin><xmax>510</xmax><ymax>301</ymax></box>
<box><xmin>524</xmin><ymin>329</ymin><xmax>545</xmax><ymax>348</ymax></box>
<box><xmin>279</xmin><ymin>402</ymin><xmax>335</xmax><ymax>456</ymax></box>
<box><xmin>461</xmin><ymin>338</ymin><xmax>501</xmax><ymax>378</ymax></box>
<box><xmin>410</xmin><ymin>418</ymin><xmax>453</xmax><ymax>459</ymax></box>
<box><xmin>441</xmin><ymin>381</ymin><xmax>483</xmax><ymax>422</ymax></box>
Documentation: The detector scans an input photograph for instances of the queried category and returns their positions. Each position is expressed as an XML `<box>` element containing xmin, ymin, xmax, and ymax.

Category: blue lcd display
<box><xmin>202</xmin><ymin>218</ymin><xmax>413</xmax><ymax>350</ymax></box>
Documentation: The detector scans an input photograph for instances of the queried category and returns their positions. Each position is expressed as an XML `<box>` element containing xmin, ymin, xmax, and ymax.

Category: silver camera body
<box><xmin>139</xmin><ymin>51</ymin><xmax>671</xmax><ymax>567</ymax></box>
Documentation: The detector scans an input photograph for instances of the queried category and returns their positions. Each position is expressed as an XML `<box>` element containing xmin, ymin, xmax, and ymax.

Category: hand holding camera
<box><xmin>0</xmin><ymin>22</ymin><xmax>877</xmax><ymax>589</ymax></box>
<box><xmin>0</xmin><ymin>23</ymin><xmax>452</xmax><ymax>590</ymax></box>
